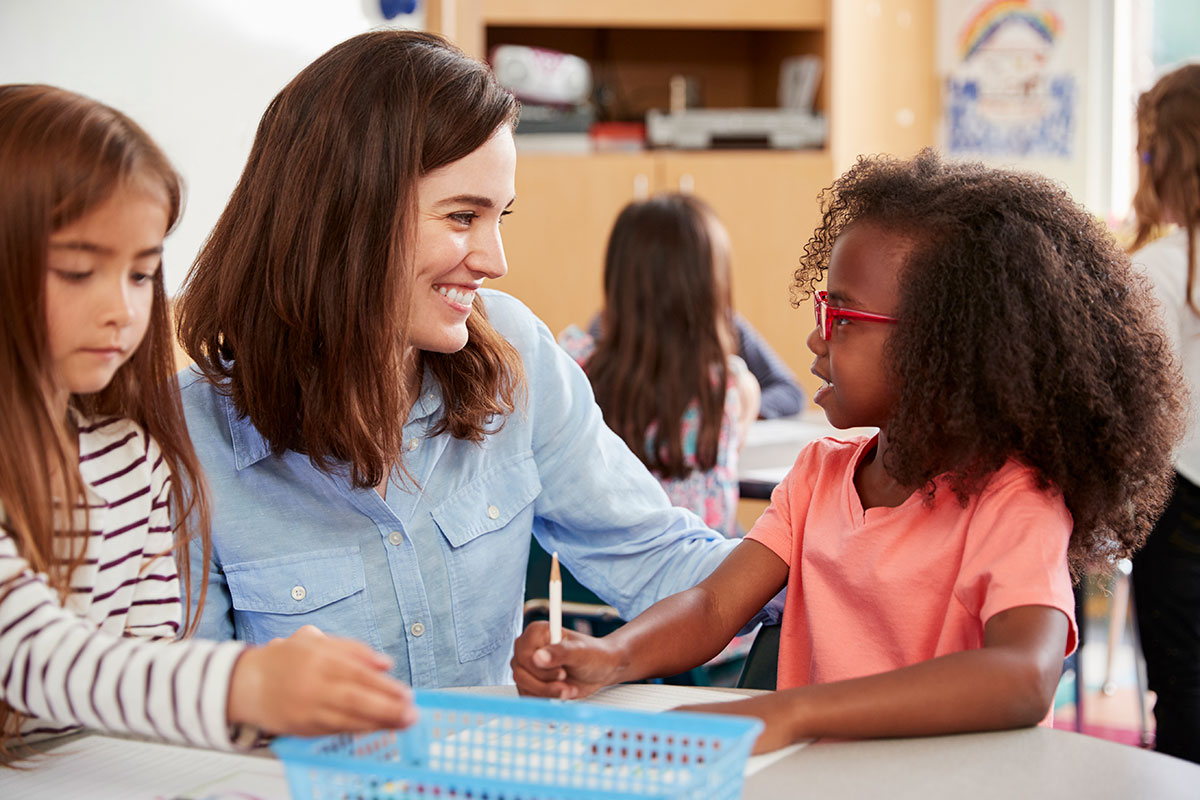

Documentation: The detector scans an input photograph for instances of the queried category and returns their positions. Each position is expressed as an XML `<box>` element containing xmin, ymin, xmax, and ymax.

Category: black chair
<box><xmin>737</xmin><ymin>623</ymin><xmax>781</xmax><ymax>690</ymax></box>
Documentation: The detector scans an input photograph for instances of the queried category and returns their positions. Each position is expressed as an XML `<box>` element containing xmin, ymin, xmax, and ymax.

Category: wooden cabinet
<box><xmin>497</xmin><ymin>149</ymin><xmax>832</xmax><ymax>383</ymax></box>
<box><xmin>493</xmin><ymin>152</ymin><xmax>649</xmax><ymax>337</ymax></box>
<box><xmin>426</xmin><ymin>0</ymin><xmax>936</xmax><ymax>401</ymax></box>
<box><xmin>657</xmin><ymin>151</ymin><xmax>832</xmax><ymax>384</ymax></box>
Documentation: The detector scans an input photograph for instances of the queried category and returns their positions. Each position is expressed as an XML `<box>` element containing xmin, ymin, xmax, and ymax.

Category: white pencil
<box><xmin>549</xmin><ymin>550</ymin><xmax>562</xmax><ymax>644</ymax></box>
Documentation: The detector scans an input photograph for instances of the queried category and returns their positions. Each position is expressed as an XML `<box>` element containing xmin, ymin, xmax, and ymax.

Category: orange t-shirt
<box><xmin>746</xmin><ymin>434</ymin><xmax>1077</xmax><ymax>692</ymax></box>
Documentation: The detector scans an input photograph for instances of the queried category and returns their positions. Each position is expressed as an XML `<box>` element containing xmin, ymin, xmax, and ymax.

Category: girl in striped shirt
<box><xmin>0</xmin><ymin>84</ymin><xmax>416</xmax><ymax>763</ymax></box>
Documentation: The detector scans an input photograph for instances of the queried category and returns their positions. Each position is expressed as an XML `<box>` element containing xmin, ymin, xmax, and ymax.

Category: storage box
<box><xmin>270</xmin><ymin>689</ymin><xmax>762</xmax><ymax>799</ymax></box>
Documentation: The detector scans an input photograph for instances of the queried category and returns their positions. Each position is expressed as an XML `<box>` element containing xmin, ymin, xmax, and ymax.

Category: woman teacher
<box><xmin>175</xmin><ymin>30</ymin><xmax>742</xmax><ymax>687</ymax></box>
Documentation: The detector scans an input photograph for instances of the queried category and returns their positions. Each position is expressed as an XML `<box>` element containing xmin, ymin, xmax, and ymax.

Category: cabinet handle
<box><xmin>633</xmin><ymin>173</ymin><xmax>649</xmax><ymax>200</ymax></box>
<box><xmin>678</xmin><ymin>173</ymin><xmax>695</xmax><ymax>193</ymax></box>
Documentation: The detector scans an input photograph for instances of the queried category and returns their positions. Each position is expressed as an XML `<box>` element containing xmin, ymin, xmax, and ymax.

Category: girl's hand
<box><xmin>511</xmin><ymin>621</ymin><xmax>624</xmax><ymax>699</ymax></box>
<box><xmin>227</xmin><ymin>624</ymin><xmax>418</xmax><ymax>736</ymax></box>
<box><xmin>676</xmin><ymin>694</ymin><xmax>801</xmax><ymax>755</ymax></box>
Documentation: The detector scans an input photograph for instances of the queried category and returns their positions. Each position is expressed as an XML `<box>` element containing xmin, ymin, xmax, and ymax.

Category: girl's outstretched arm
<box><xmin>681</xmin><ymin>604</ymin><xmax>1069</xmax><ymax>753</ymax></box>
<box><xmin>511</xmin><ymin>539</ymin><xmax>788</xmax><ymax>697</ymax></box>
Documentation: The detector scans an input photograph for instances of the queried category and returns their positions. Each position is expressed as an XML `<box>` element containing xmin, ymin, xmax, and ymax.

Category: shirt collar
<box><xmin>224</xmin><ymin>369</ymin><xmax>445</xmax><ymax>471</ymax></box>
<box><xmin>225</xmin><ymin>393</ymin><xmax>274</xmax><ymax>470</ymax></box>
<box><xmin>410</xmin><ymin>367</ymin><xmax>444</xmax><ymax>423</ymax></box>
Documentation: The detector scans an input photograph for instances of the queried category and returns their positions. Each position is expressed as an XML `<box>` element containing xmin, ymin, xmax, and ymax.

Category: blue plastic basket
<box><xmin>270</xmin><ymin>689</ymin><xmax>763</xmax><ymax>800</ymax></box>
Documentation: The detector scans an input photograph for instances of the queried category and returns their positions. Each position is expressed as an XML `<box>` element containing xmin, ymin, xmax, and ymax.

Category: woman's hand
<box><xmin>511</xmin><ymin>621</ymin><xmax>625</xmax><ymax>699</ymax></box>
<box><xmin>676</xmin><ymin>693</ymin><xmax>802</xmax><ymax>755</ymax></box>
<box><xmin>227</xmin><ymin>625</ymin><xmax>418</xmax><ymax>736</ymax></box>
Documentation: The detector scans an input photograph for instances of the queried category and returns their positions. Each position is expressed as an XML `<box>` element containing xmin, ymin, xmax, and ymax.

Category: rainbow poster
<box><xmin>958</xmin><ymin>1</ymin><xmax>1062</xmax><ymax>61</ymax></box>
<box><xmin>941</xmin><ymin>0</ymin><xmax>1079</xmax><ymax>158</ymax></box>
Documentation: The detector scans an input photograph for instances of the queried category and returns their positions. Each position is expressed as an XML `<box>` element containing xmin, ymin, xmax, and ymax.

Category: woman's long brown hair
<box><xmin>0</xmin><ymin>84</ymin><xmax>212</xmax><ymax>751</ymax></box>
<box><xmin>1131</xmin><ymin>63</ymin><xmax>1200</xmax><ymax>315</ymax></box>
<box><xmin>176</xmin><ymin>30</ymin><xmax>523</xmax><ymax>489</ymax></box>
<box><xmin>586</xmin><ymin>195</ymin><xmax>734</xmax><ymax>479</ymax></box>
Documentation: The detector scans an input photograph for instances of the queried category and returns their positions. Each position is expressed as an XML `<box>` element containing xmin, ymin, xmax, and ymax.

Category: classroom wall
<box><xmin>0</xmin><ymin>0</ymin><xmax>415</xmax><ymax>293</ymax></box>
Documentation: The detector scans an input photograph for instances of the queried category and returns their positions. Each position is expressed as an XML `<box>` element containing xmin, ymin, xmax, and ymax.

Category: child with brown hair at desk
<box><xmin>1128</xmin><ymin>62</ymin><xmax>1200</xmax><ymax>765</ymax></box>
<box><xmin>0</xmin><ymin>84</ymin><xmax>415</xmax><ymax>763</ymax></box>
<box><xmin>513</xmin><ymin>149</ymin><xmax>1185</xmax><ymax>753</ymax></box>
<box><xmin>558</xmin><ymin>194</ymin><xmax>760</xmax><ymax>537</ymax></box>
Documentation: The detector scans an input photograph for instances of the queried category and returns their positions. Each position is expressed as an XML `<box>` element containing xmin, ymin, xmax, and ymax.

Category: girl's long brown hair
<box><xmin>1131</xmin><ymin>63</ymin><xmax>1200</xmax><ymax>314</ymax></box>
<box><xmin>176</xmin><ymin>31</ymin><xmax>523</xmax><ymax>488</ymax></box>
<box><xmin>586</xmin><ymin>195</ymin><xmax>734</xmax><ymax>479</ymax></box>
<box><xmin>0</xmin><ymin>84</ymin><xmax>212</xmax><ymax>750</ymax></box>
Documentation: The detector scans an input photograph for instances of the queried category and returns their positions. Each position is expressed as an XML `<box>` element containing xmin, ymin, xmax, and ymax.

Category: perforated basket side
<box><xmin>271</xmin><ymin>689</ymin><xmax>762</xmax><ymax>800</ymax></box>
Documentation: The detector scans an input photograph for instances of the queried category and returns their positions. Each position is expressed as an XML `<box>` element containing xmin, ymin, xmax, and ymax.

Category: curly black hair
<box><xmin>793</xmin><ymin>149</ymin><xmax>1186</xmax><ymax>575</ymax></box>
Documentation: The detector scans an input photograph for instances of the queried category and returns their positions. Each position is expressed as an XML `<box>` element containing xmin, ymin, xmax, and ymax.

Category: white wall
<box><xmin>0</xmin><ymin>0</ymin><xmax>420</xmax><ymax>293</ymax></box>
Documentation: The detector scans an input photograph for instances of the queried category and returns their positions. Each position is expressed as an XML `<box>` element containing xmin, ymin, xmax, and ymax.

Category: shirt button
<box><xmin>388</xmin><ymin>530</ymin><xmax>404</xmax><ymax>546</ymax></box>
<box><xmin>487</xmin><ymin>505</ymin><xmax>500</xmax><ymax>520</ymax></box>
<box><xmin>410</xmin><ymin>622</ymin><xmax>425</xmax><ymax>637</ymax></box>
<box><xmin>407</xmin><ymin>438</ymin><xmax>420</xmax><ymax>451</ymax></box>
<box><xmin>291</xmin><ymin>585</ymin><xmax>306</xmax><ymax>601</ymax></box>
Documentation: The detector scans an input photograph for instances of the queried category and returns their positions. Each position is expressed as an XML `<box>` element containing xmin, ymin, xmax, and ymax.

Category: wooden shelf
<box><xmin>479</xmin><ymin>0</ymin><xmax>825</xmax><ymax>30</ymax></box>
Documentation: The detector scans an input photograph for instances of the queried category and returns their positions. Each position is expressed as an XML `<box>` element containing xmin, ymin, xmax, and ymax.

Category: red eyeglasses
<box><xmin>813</xmin><ymin>290</ymin><xmax>899</xmax><ymax>340</ymax></box>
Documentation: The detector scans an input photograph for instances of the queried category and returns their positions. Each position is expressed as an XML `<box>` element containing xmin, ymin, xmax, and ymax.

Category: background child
<box><xmin>1128</xmin><ymin>62</ymin><xmax>1200</xmax><ymax>765</ymax></box>
<box><xmin>0</xmin><ymin>84</ymin><xmax>415</xmax><ymax>761</ymax></box>
<box><xmin>512</xmin><ymin>149</ymin><xmax>1184</xmax><ymax>753</ymax></box>
<box><xmin>560</xmin><ymin>194</ymin><xmax>760</xmax><ymax>537</ymax></box>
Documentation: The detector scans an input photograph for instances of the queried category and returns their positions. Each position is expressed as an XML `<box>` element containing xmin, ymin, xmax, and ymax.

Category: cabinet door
<box><xmin>492</xmin><ymin>151</ymin><xmax>653</xmax><ymax>340</ymax></box>
<box><xmin>660</xmin><ymin>151</ymin><xmax>833</xmax><ymax>400</ymax></box>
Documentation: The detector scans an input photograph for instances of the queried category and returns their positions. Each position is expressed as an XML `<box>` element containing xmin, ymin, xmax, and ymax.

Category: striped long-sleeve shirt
<box><xmin>0</xmin><ymin>416</ymin><xmax>246</xmax><ymax>749</ymax></box>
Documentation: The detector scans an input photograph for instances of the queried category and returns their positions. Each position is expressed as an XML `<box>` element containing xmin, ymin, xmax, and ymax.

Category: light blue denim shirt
<box><xmin>181</xmin><ymin>289</ymin><xmax>738</xmax><ymax>687</ymax></box>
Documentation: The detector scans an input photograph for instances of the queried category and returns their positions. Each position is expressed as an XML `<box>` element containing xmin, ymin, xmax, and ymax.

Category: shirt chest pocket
<box><xmin>431</xmin><ymin>452</ymin><xmax>542</xmax><ymax>663</ymax></box>
<box><xmin>223</xmin><ymin>546</ymin><xmax>383</xmax><ymax>651</ymax></box>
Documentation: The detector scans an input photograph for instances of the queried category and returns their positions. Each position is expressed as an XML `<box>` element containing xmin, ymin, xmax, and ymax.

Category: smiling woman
<box><xmin>173</xmin><ymin>30</ymin><xmax>741</xmax><ymax>689</ymax></box>
<box><xmin>411</xmin><ymin>130</ymin><xmax>516</xmax><ymax>356</ymax></box>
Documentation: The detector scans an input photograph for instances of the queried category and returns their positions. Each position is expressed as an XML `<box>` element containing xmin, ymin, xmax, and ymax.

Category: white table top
<box><xmin>749</xmin><ymin>723</ymin><xmax>1200</xmax><ymax>799</ymax></box>
<box><xmin>466</xmin><ymin>684</ymin><xmax>1200</xmax><ymax>799</ymax></box>
<box><xmin>7</xmin><ymin>685</ymin><xmax>1197</xmax><ymax>799</ymax></box>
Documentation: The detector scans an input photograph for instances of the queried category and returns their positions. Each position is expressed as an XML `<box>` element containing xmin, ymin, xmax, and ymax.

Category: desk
<box><xmin>9</xmin><ymin>685</ymin><xmax>1196</xmax><ymax>799</ymax></box>
<box><xmin>749</xmin><ymin>725</ymin><xmax>1200</xmax><ymax>799</ymax></box>
<box><xmin>468</xmin><ymin>685</ymin><xmax>1200</xmax><ymax>799</ymax></box>
<box><xmin>738</xmin><ymin>409</ymin><xmax>875</xmax><ymax>499</ymax></box>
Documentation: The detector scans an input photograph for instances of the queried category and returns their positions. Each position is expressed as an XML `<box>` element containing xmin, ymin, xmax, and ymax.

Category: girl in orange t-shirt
<box><xmin>511</xmin><ymin>149</ymin><xmax>1185</xmax><ymax>754</ymax></box>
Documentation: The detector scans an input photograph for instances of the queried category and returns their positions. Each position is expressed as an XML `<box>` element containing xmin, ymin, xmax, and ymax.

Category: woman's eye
<box><xmin>450</xmin><ymin>212</ymin><xmax>477</xmax><ymax>226</ymax></box>
<box><xmin>52</xmin><ymin>269</ymin><xmax>92</xmax><ymax>282</ymax></box>
<box><xmin>130</xmin><ymin>271</ymin><xmax>157</xmax><ymax>285</ymax></box>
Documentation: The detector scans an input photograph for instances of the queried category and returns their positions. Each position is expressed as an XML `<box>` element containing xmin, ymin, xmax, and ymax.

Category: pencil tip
<box><xmin>550</xmin><ymin>551</ymin><xmax>561</xmax><ymax>582</ymax></box>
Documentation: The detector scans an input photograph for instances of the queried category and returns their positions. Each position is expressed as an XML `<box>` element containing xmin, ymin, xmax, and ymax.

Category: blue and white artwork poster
<box><xmin>942</xmin><ymin>0</ymin><xmax>1077</xmax><ymax>159</ymax></box>
<box><xmin>947</xmin><ymin>74</ymin><xmax>1074</xmax><ymax>157</ymax></box>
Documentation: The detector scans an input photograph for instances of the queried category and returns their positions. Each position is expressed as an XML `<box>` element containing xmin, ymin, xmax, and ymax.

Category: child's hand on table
<box><xmin>676</xmin><ymin>692</ymin><xmax>800</xmax><ymax>755</ymax></box>
<box><xmin>227</xmin><ymin>624</ymin><xmax>418</xmax><ymax>736</ymax></box>
<box><xmin>511</xmin><ymin>621</ymin><xmax>625</xmax><ymax>699</ymax></box>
